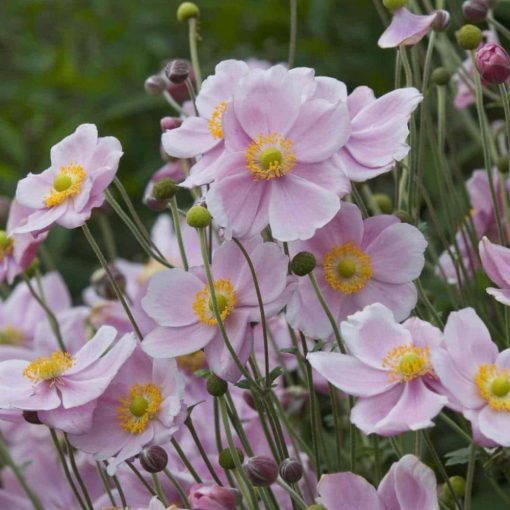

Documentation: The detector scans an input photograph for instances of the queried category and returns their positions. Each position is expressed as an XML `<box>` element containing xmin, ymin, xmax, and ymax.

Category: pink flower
<box><xmin>14</xmin><ymin>124</ymin><xmax>123</xmax><ymax>234</ymax></box>
<box><xmin>308</xmin><ymin>304</ymin><xmax>447</xmax><ymax>436</ymax></box>
<box><xmin>334</xmin><ymin>86</ymin><xmax>422</xmax><ymax>181</ymax></box>
<box><xmin>432</xmin><ymin>307</ymin><xmax>510</xmax><ymax>447</ymax></box>
<box><xmin>479</xmin><ymin>236</ymin><xmax>510</xmax><ymax>304</ymax></box>
<box><xmin>68</xmin><ymin>346</ymin><xmax>186</xmax><ymax>475</ymax></box>
<box><xmin>205</xmin><ymin>65</ymin><xmax>351</xmax><ymax>241</ymax></box>
<box><xmin>287</xmin><ymin>202</ymin><xmax>427</xmax><ymax>339</ymax></box>
<box><xmin>0</xmin><ymin>201</ymin><xmax>46</xmax><ymax>284</ymax></box>
<box><xmin>141</xmin><ymin>240</ymin><xmax>291</xmax><ymax>381</ymax></box>
<box><xmin>378</xmin><ymin>8</ymin><xmax>439</xmax><ymax>48</ymax></box>
<box><xmin>188</xmin><ymin>484</ymin><xmax>237</xmax><ymax>510</ymax></box>
<box><xmin>0</xmin><ymin>326</ymin><xmax>136</xmax><ymax>434</ymax></box>
<box><xmin>317</xmin><ymin>454</ymin><xmax>438</xmax><ymax>510</ymax></box>
<box><xmin>476</xmin><ymin>42</ymin><xmax>510</xmax><ymax>85</ymax></box>
<box><xmin>162</xmin><ymin>60</ymin><xmax>251</xmax><ymax>188</ymax></box>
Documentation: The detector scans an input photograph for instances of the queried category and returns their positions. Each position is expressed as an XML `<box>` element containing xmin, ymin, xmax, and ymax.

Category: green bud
<box><xmin>186</xmin><ymin>205</ymin><xmax>211</xmax><ymax>228</ymax></box>
<box><xmin>456</xmin><ymin>24</ymin><xmax>483</xmax><ymax>50</ymax></box>
<box><xmin>152</xmin><ymin>178</ymin><xmax>178</xmax><ymax>201</ymax></box>
<box><xmin>219</xmin><ymin>447</ymin><xmax>244</xmax><ymax>470</ymax></box>
<box><xmin>0</xmin><ymin>231</ymin><xmax>10</xmax><ymax>250</ymax></box>
<box><xmin>497</xmin><ymin>155</ymin><xmax>508</xmax><ymax>173</ymax></box>
<box><xmin>177</xmin><ymin>2</ymin><xmax>200</xmax><ymax>22</ymax></box>
<box><xmin>372</xmin><ymin>193</ymin><xmax>394</xmax><ymax>214</ymax></box>
<box><xmin>382</xmin><ymin>0</ymin><xmax>408</xmax><ymax>11</ymax></box>
<box><xmin>290</xmin><ymin>251</ymin><xmax>316</xmax><ymax>277</ymax></box>
<box><xmin>24</xmin><ymin>259</ymin><xmax>40</xmax><ymax>279</ymax></box>
<box><xmin>394</xmin><ymin>209</ymin><xmax>413</xmax><ymax>224</ymax></box>
<box><xmin>431</xmin><ymin>67</ymin><xmax>451</xmax><ymax>86</ymax></box>
<box><xmin>206</xmin><ymin>373</ymin><xmax>228</xmax><ymax>397</ymax></box>
<box><xmin>441</xmin><ymin>476</ymin><xmax>466</xmax><ymax>503</ymax></box>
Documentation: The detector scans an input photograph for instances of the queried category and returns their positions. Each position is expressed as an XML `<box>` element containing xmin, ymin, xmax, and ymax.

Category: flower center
<box><xmin>0</xmin><ymin>230</ymin><xmax>14</xmax><ymax>262</ymax></box>
<box><xmin>23</xmin><ymin>352</ymin><xmax>75</xmax><ymax>384</ymax></box>
<box><xmin>192</xmin><ymin>279</ymin><xmax>237</xmax><ymax>326</ymax></box>
<box><xmin>475</xmin><ymin>364</ymin><xmax>510</xmax><ymax>411</ymax></box>
<box><xmin>45</xmin><ymin>162</ymin><xmax>87</xmax><ymax>207</ymax></box>
<box><xmin>382</xmin><ymin>345</ymin><xmax>432</xmax><ymax>383</ymax></box>
<box><xmin>0</xmin><ymin>325</ymin><xmax>24</xmax><ymax>346</ymax></box>
<box><xmin>245</xmin><ymin>132</ymin><xmax>296</xmax><ymax>180</ymax></box>
<box><xmin>177</xmin><ymin>351</ymin><xmax>206</xmax><ymax>373</ymax></box>
<box><xmin>322</xmin><ymin>243</ymin><xmax>373</xmax><ymax>294</ymax></box>
<box><xmin>118</xmin><ymin>383</ymin><xmax>163</xmax><ymax>434</ymax></box>
<box><xmin>208</xmin><ymin>101</ymin><xmax>227</xmax><ymax>139</ymax></box>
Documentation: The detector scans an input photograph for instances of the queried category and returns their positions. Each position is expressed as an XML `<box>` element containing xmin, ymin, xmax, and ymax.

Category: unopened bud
<box><xmin>441</xmin><ymin>476</ymin><xmax>466</xmax><ymax>503</ymax></box>
<box><xmin>382</xmin><ymin>0</ymin><xmax>408</xmax><ymax>11</ymax></box>
<box><xmin>152</xmin><ymin>178</ymin><xmax>178</xmax><ymax>202</ymax></box>
<box><xmin>144</xmin><ymin>74</ymin><xmax>169</xmax><ymax>96</ymax></box>
<box><xmin>290</xmin><ymin>252</ymin><xmax>316</xmax><ymax>276</ymax></box>
<box><xmin>207</xmin><ymin>373</ymin><xmax>228</xmax><ymax>397</ymax></box>
<box><xmin>462</xmin><ymin>0</ymin><xmax>489</xmax><ymax>23</ymax></box>
<box><xmin>456</xmin><ymin>24</ymin><xmax>483</xmax><ymax>50</ymax></box>
<box><xmin>186</xmin><ymin>205</ymin><xmax>211</xmax><ymax>228</ymax></box>
<box><xmin>279</xmin><ymin>458</ymin><xmax>304</xmax><ymax>484</ymax></box>
<box><xmin>23</xmin><ymin>410</ymin><xmax>43</xmax><ymax>425</ymax></box>
<box><xmin>244</xmin><ymin>456</ymin><xmax>279</xmax><ymax>487</ymax></box>
<box><xmin>372</xmin><ymin>193</ymin><xmax>394</xmax><ymax>214</ymax></box>
<box><xmin>160</xmin><ymin>117</ymin><xmax>183</xmax><ymax>132</ymax></box>
<box><xmin>394</xmin><ymin>209</ymin><xmax>413</xmax><ymax>224</ymax></box>
<box><xmin>90</xmin><ymin>266</ymin><xmax>126</xmax><ymax>300</ymax></box>
<box><xmin>432</xmin><ymin>10</ymin><xmax>450</xmax><ymax>32</ymax></box>
<box><xmin>497</xmin><ymin>155</ymin><xmax>509</xmax><ymax>173</ymax></box>
<box><xmin>140</xmin><ymin>446</ymin><xmax>168</xmax><ymax>473</ymax></box>
<box><xmin>219</xmin><ymin>448</ymin><xmax>244</xmax><ymax>470</ymax></box>
<box><xmin>476</xmin><ymin>42</ymin><xmax>510</xmax><ymax>85</ymax></box>
<box><xmin>431</xmin><ymin>67</ymin><xmax>451</xmax><ymax>86</ymax></box>
<box><xmin>166</xmin><ymin>60</ymin><xmax>190</xmax><ymax>85</ymax></box>
<box><xmin>177</xmin><ymin>2</ymin><xmax>200</xmax><ymax>22</ymax></box>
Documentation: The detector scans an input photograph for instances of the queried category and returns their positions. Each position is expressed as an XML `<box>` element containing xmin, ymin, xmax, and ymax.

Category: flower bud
<box><xmin>497</xmin><ymin>155</ymin><xmax>509</xmax><ymax>173</ymax></box>
<box><xmin>90</xmin><ymin>265</ymin><xmax>126</xmax><ymax>300</ymax></box>
<box><xmin>432</xmin><ymin>10</ymin><xmax>450</xmax><ymax>32</ymax></box>
<box><xmin>139</xmin><ymin>446</ymin><xmax>168</xmax><ymax>473</ymax></box>
<box><xmin>207</xmin><ymin>373</ymin><xmax>228</xmax><ymax>397</ymax></box>
<box><xmin>166</xmin><ymin>59</ymin><xmax>190</xmax><ymax>85</ymax></box>
<box><xmin>186</xmin><ymin>205</ymin><xmax>211</xmax><ymax>228</ymax></box>
<box><xmin>23</xmin><ymin>410</ymin><xmax>43</xmax><ymax>425</ymax></box>
<box><xmin>462</xmin><ymin>0</ymin><xmax>489</xmax><ymax>23</ymax></box>
<box><xmin>394</xmin><ymin>209</ymin><xmax>413</xmax><ymax>224</ymax></box>
<box><xmin>441</xmin><ymin>476</ymin><xmax>466</xmax><ymax>503</ymax></box>
<box><xmin>244</xmin><ymin>456</ymin><xmax>279</xmax><ymax>487</ymax></box>
<box><xmin>219</xmin><ymin>447</ymin><xmax>244</xmax><ymax>470</ymax></box>
<box><xmin>160</xmin><ymin>117</ymin><xmax>183</xmax><ymax>132</ymax></box>
<box><xmin>177</xmin><ymin>2</ymin><xmax>200</xmax><ymax>22</ymax></box>
<box><xmin>290</xmin><ymin>251</ymin><xmax>316</xmax><ymax>276</ymax></box>
<box><xmin>279</xmin><ymin>458</ymin><xmax>303</xmax><ymax>484</ymax></box>
<box><xmin>476</xmin><ymin>42</ymin><xmax>510</xmax><ymax>85</ymax></box>
<box><xmin>456</xmin><ymin>24</ymin><xmax>483</xmax><ymax>50</ymax></box>
<box><xmin>431</xmin><ymin>67</ymin><xmax>451</xmax><ymax>86</ymax></box>
<box><xmin>144</xmin><ymin>74</ymin><xmax>169</xmax><ymax>96</ymax></box>
<box><xmin>152</xmin><ymin>178</ymin><xmax>178</xmax><ymax>202</ymax></box>
<box><xmin>372</xmin><ymin>193</ymin><xmax>394</xmax><ymax>214</ymax></box>
<box><xmin>382</xmin><ymin>0</ymin><xmax>408</xmax><ymax>11</ymax></box>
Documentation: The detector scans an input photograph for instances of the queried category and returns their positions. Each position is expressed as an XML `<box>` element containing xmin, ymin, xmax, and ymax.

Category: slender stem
<box><xmin>97</xmin><ymin>213</ymin><xmax>117</xmax><ymax>262</ymax></box>
<box><xmin>464</xmin><ymin>444</ymin><xmax>477</xmax><ymax>510</ymax></box>
<box><xmin>82</xmin><ymin>224</ymin><xmax>143</xmax><ymax>340</ymax></box>
<box><xmin>126</xmin><ymin>460</ymin><xmax>157</xmax><ymax>497</ymax></box>
<box><xmin>288</xmin><ymin>0</ymin><xmax>297</xmax><ymax>68</ymax></box>
<box><xmin>152</xmin><ymin>474</ymin><xmax>168</xmax><ymax>506</ymax></box>
<box><xmin>110</xmin><ymin>470</ymin><xmax>128</xmax><ymax>508</ymax></box>
<box><xmin>188</xmin><ymin>17</ymin><xmax>202</xmax><ymax>90</ymax></box>
<box><xmin>328</xmin><ymin>383</ymin><xmax>343</xmax><ymax>471</ymax></box>
<box><xmin>163</xmin><ymin>90</ymin><xmax>186</xmax><ymax>115</ymax></box>
<box><xmin>438</xmin><ymin>413</ymin><xmax>473</xmax><ymax>444</ymax></box>
<box><xmin>64</xmin><ymin>434</ymin><xmax>95</xmax><ymax>510</ymax></box>
<box><xmin>170</xmin><ymin>196</ymin><xmax>189</xmax><ymax>270</ymax></box>
<box><xmin>96</xmin><ymin>462</ymin><xmax>117</xmax><ymax>507</ymax></box>
<box><xmin>171</xmin><ymin>438</ymin><xmax>202</xmax><ymax>483</ymax></box>
<box><xmin>488</xmin><ymin>15</ymin><xmax>510</xmax><ymax>42</ymax></box>
<box><xmin>163</xmin><ymin>468</ymin><xmax>190</xmax><ymax>507</ymax></box>
<box><xmin>372</xmin><ymin>434</ymin><xmax>382</xmax><ymax>485</ymax></box>
<box><xmin>275</xmin><ymin>479</ymin><xmax>307</xmax><ymax>510</ymax></box>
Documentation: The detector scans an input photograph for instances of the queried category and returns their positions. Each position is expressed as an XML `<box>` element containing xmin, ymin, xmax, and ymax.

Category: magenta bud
<box><xmin>160</xmin><ymin>117</ymin><xmax>183</xmax><ymax>132</ymax></box>
<box><xmin>476</xmin><ymin>43</ymin><xmax>510</xmax><ymax>85</ymax></box>
<box><xmin>189</xmin><ymin>484</ymin><xmax>237</xmax><ymax>510</ymax></box>
<box><xmin>244</xmin><ymin>456</ymin><xmax>279</xmax><ymax>487</ymax></box>
<box><xmin>432</xmin><ymin>10</ymin><xmax>450</xmax><ymax>31</ymax></box>
<box><xmin>144</xmin><ymin>74</ymin><xmax>169</xmax><ymax>96</ymax></box>
<box><xmin>165</xmin><ymin>59</ymin><xmax>190</xmax><ymax>84</ymax></box>
<box><xmin>462</xmin><ymin>0</ymin><xmax>488</xmax><ymax>22</ymax></box>
<box><xmin>23</xmin><ymin>410</ymin><xmax>43</xmax><ymax>425</ymax></box>
<box><xmin>139</xmin><ymin>446</ymin><xmax>168</xmax><ymax>473</ymax></box>
<box><xmin>279</xmin><ymin>458</ymin><xmax>304</xmax><ymax>484</ymax></box>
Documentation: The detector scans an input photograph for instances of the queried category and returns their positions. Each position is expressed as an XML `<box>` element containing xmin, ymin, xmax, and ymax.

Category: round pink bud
<box><xmin>462</xmin><ymin>0</ymin><xmax>489</xmax><ymax>23</ymax></box>
<box><xmin>160</xmin><ymin>117</ymin><xmax>183</xmax><ymax>132</ymax></box>
<box><xmin>476</xmin><ymin>43</ymin><xmax>510</xmax><ymax>85</ymax></box>
<box><xmin>244</xmin><ymin>456</ymin><xmax>279</xmax><ymax>487</ymax></box>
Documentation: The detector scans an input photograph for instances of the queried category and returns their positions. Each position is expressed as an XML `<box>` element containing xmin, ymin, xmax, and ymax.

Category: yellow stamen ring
<box><xmin>118</xmin><ymin>383</ymin><xmax>163</xmax><ymax>434</ymax></box>
<box><xmin>192</xmin><ymin>279</ymin><xmax>237</xmax><ymax>326</ymax></box>
<box><xmin>45</xmin><ymin>162</ymin><xmax>87</xmax><ymax>208</ymax></box>
<box><xmin>475</xmin><ymin>364</ymin><xmax>510</xmax><ymax>411</ymax></box>
<box><xmin>208</xmin><ymin>101</ymin><xmax>228</xmax><ymax>140</ymax></box>
<box><xmin>382</xmin><ymin>345</ymin><xmax>433</xmax><ymax>383</ymax></box>
<box><xmin>23</xmin><ymin>352</ymin><xmax>75</xmax><ymax>384</ymax></box>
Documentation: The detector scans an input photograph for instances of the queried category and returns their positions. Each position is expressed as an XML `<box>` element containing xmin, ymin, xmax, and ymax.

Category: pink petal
<box><xmin>360</xmin><ymin>215</ymin><xmax>400</xmax><ymax>249</ymax></box>
<box><xmin>403</xmin><ymin>317</ymin><xmax>443</xmax><ymax>351</ymax></box>
<box><xmin>293</xmin><ymin>159</ymin><xmax>351</xmax><ymax>197</ymax></box>
<box><xmin>15</xmin><ymin>168</ymin><xmax>54</xmax><ymax>209</ymax></box>
<box><xmin>318</xmin><ymin>473</ymin><xmax>382</xmax><ymax>510</ymax></box>
<box><xmin>479</xmin><ymin>236</ymin><xmax>510</xmax><ymax>289</ymax></box>
<box><xmin>478</xmin><ymin>405</ymin><xmax>510</xmax><ymax>447</ymax></box>
<box><xmin>347</xmin><ymin>86</ymin><xmax>376</xmax><ymax>117</ymax></box>
<box><xmin>378</xmin><ymin>8</ymin><xmax>437</xmax><ymax>48</ymax></box>
<box><xmin>50</xmin><ymin>124</ymin><xmax>98</xmax><ymax>169</ymax></box>
<box><xmin>13</xmin><ymin>206</ymin><xmax>65</xmax><ymax>235</ymax></box>
<box><xmin>39</xmin><ymin>400</ymin><xmax>97</xmax><ymax>434</ymax></box>
<box><xmin>486</xmin><ymin>287</ymin><xmax>510</xmax><ymax>305</ymax></box>
<box><xmin>312</xmin><ymin>76</ymin><xmax>348</xmax><ymax>103</ymax></box>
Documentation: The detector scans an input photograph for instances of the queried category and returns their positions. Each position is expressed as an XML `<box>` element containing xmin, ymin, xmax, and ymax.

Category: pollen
<box><xmin>23</xmin><ymin>352</ymin><xmax>75</xmax><ymax>384</ymax></box>
<box><xmin>192</xmin><ymin>279</ymin><xmax>237</xmax><ymax>326</ymax></box>
<box><xmin>208</xmin><ymin>101</ymin><xmax>228</xmax><ymax>139</ymax></box>
<box><xmin>245</xmin><ymin>132</ymin><xmax>296</xmax><ymax>180</ymax></box>
<box><xmin>382</xmin><ymin>345</ymin><xmax>433</xmax><ymax>383</ymax></box>
<box><xmin>45</xmin><ymin>162</ymin><xmax>87</xmax><ymax>208</ymax></box>
<box><xmin>322</xmin><ymin>243</ymin><xmax>373</xmax><ymax>294</ymax></box>
<box><xmin>177</xmin><ymin>350</ymin><xmax>206</xmax><ymax>373</ymax></box>
<box><xmin>0</xmin><ymin>230</ymin><xmax>13</xmax><ymax>263</ymax></box>
<box><xmin>0</xmin><ymin>325</ymin><xmax>24</xmax><ymax>346</ymax></box>
<box><xmin>475</xmin><ymin>364</ymin><xmax>510</xmax><ymax>412</ymax></box>
<box><xmin>118</xmin><ymin>383</ymin><xmax>163</xmax><ymax>434</ymax></box>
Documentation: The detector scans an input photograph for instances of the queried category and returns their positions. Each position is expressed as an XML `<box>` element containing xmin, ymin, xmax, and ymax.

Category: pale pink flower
<box><xmin>287</xmin><ymin>202</ymin><xmax>427</xmax><ymax>339</ymax></box>
<box><xmin>189</xmin><ymin>484</ymin><xmax>237</xmax><ymax>510</ymax></box>
<box><xmin>431</xmin><ymin>307</ymin><xmax>510</xmax><ymax>447</ymax></box>
<box><xmin>317</xmin><ymin>454</ymin><xmax>438</xmax><ymax>510</ymax></box>
<box><xmin>479</xmin><ymin>236</ymin><xmax>510</xmax><ymax>304</ymax></box>
<box><xmin>308</xmin><ymin>304</ymin><xmax>447</xmax><ymax>436</ymax></box>
<box><xmin>141</xmin><ymin>240</ymin><xmax>291</xmax><ymax>381</ymax></box>
<box><xmin>14</xmin><ymin>124</ymin><xmax>122</xmax><ymax>234</ymax></box>
<box><xmin>69</xmin><ymin>346</ymin><xmax>186</xmax><ymax>475</ymax></box>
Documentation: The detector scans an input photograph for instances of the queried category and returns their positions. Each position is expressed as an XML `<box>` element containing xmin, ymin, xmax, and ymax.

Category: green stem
<box><xmin>288</xmin><ymin>0</ymin><xmax>297</xmax><ymax>68</ymax></box>
<box><xmin>171</xmin><ymin>438</ymin><xmax>202</xmax><ymax>483</ymax></box>
<box><xmin>64</xmin><ymin>434</ymin><xmax>94</xmax><ymax>510</ymax></box>
<box><xmin>464</xmin><ymin>444</ymin><xmax>477</xmax><ymax>510</ymax></box>
<box><xmin>152</xmin><ymin>474</ymin><xmax>169</xmax><ymax>506</ymax></box>
<box><xmin>188</xmin><ymin>17</ymin><xmax>202</xmax><ymax>90</ymax></box>
<box><xmin>163</xmin><ymin>468</ymin><xmax>190</xmax><ymax>507</ymax></box>
<box><xmin>97</xmin><ymin>213</ymin><xmax>117</xmax><ymax>262</ymax></box>
<box><xmin>126</xmin><ymin>460</ymin><xmax>157</xmax><ymax>497</ymax></box>
<box><xmin>275</xmin><ymin>479</ymin><xmax>307</xmax><ymax>510</ymax></box>
<box><xmin>96</xmin><ymin>462</ymin><xmax>117</xmax><ymax>507</ymax></box>
<box><xmin>170</xmin><ymin>196</ymin><xmax>189</xmax><ymax>270</ymax></box>
<box><xmin>110</xmin><ymin>470</ymin><xmax>128</xmax><ymax>508</ymax></box>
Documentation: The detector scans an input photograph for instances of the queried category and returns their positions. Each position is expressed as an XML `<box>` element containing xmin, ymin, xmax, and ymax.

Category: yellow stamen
<box><xmin>475</xmin><ymin>364</ymin><xmax>510</xmax><ymax>411</ymax></box>
<box><xmin>245</xmin><ymin>132</ymin><xmax>296</xmax><ymax>180</ymax></box>
<box><xmin>23</xmin><ymin>352</ymin><xmax>75</xmax><ymax>384</ymax></box>
<box><xmin>177</xmin><ymin>351</ymin><xmax>206</xmax><ymax>373</ymax></box>
<box><xmin>192</xmin><ymin>279</ymin><xmax>237</xmax><ymax>326</ymax></box>
<box><xmin>382</xmin><ymin>345</ymin><xmax>432</xmax><ymax>383</ymax></box>
<box><xmin>322</xmin><ymin>242</ymin><xmax>373</xmax><ymax>294</ymax></box>
<box><xmin>0</xmin><ymin>231</ymin><xmax>13</xmax><ymax>263</ymax></box>
<box><xmin>0</xmin><ymin>325</ymin><xmax>24</xmax><ymax>346</ymax></box>
<box><xmin>208</xmin><ymin>101</ymin><xmax>227</xmax><ymax>139</ymax></box>
<box><xmin>45</xmin><ymin>162</ymin><xmax>87</xmax><ymax>208</ymax></box>
<box><xmin>118</xmin><ymin>383</ymin><xmax>163</xmax><ymax>434</ymax></box>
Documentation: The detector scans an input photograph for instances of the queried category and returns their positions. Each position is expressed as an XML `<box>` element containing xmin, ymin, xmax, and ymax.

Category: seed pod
<box><xmin>206</xmin><ymin>373</ymin><xmax>228</xmax><ymax>397</ymax></box>
<box><xmin>186</xmin><ymin>205</ymin><xmax>211</xmax><ymax>228</ymax></box>
<box><xmin>456</xmin><ymin>24</ymin><xmax>483</xmax><ymax>50</ymax></box>
<box><xmin>219</xmin><ymin>447</ymin><xmax>244</xmax><ymax>470</ymax></box>
<box><xmin>139</xmin><ymin>445</ymin><xmax>168</xmax><ymax>473</ymax></box>
<box><xmin>279</xmin><ymin>458</ymin><xmax>304</xmax><ymax>484</ymax></box>
<box><xmin>244</xmin><ymin>456</ymin><xmax>279</xmax><ymax>487</ymax></box>
<box><xmin>290</xmin><ymin>251</ymin><xmax>316</xmax><ymax>276</ymax></box>
<box><xmin>23</xmin><ymin>410</ymin><xmax>43</xmax><ymax>425</ymax></box>
<box><xmin>166</xmin><ymin>59</ymin><xmax>190</xmax><ymax>85</ymax></box>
